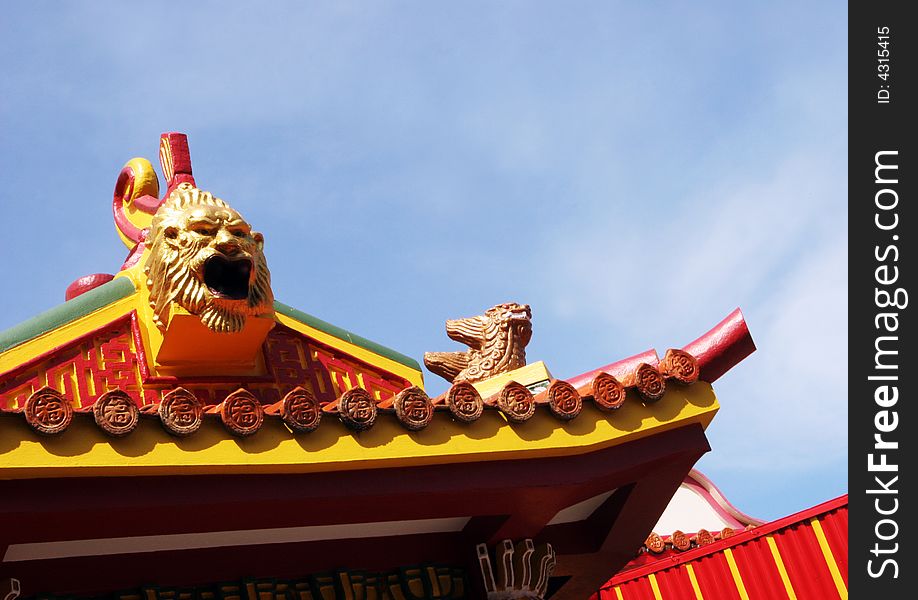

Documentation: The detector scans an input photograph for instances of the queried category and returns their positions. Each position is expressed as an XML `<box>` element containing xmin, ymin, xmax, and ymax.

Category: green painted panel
<box><xmin>0</xmin><ymin>277</ymin><xmax>137</xmax><ymax>354</ymax></box>
<box><xmin>274</xmin><ymin>301</ymin><xmax>421</xmax><ymax>372</ymax></box>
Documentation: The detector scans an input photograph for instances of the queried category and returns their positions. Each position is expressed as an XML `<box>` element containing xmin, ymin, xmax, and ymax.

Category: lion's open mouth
<box><xmin>204</xmin><ymin>255</ymin><xmax>252</xmax><ymax>300</ymax></box>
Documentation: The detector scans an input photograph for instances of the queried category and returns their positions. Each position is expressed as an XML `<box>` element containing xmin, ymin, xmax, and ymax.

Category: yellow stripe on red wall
<box><xmin>684</xmin><ymin>563</ymin><xmax>705</xmax><ymax>600</ymax></box>
<box><xmin>766</xmin><ymin>535</ymin><xmax>798</xmax><ymax>599</ymax></box>
<box><xmin>723</xmin><ymin>548</ymin><xmax>750</xmax><ymax>600</ymax></box>
<box><xmin>810</xmin><ymin>518</ymin><xmax>848</xmax><ymax>599</ymax></box>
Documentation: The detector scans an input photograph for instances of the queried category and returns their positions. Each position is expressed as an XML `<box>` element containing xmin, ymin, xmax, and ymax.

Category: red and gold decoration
<box><xmin>144</xmin><ymin>183</ymin><xmax>274</xmax><ymax>334</ymax></box>
<box><xmin>0</xmin><ymin>133</ymin><xmax>763</xmax><ymax>600</ymax></box>
<box><xmin>11</xmin><ymin>567</ymin><xmax>467</xmax><ymax>600</ymax></box>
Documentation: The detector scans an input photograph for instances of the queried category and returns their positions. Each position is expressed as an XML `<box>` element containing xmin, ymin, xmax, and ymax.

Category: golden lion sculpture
<box><xmin>144</xmin><ymin>183</ymin><xmax>273</xmax><ymax>333</ymax></box>
<box><xmin>424</xmin><ymin>303</ymin><xmax>532</xmax><ymax>384</ymax></box>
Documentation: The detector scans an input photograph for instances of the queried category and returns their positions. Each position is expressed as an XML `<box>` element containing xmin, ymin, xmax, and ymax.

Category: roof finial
<box><xmin>159</xmin><ymin>132</ymin><xmax>196</xmax><ymax>195</ymax></box>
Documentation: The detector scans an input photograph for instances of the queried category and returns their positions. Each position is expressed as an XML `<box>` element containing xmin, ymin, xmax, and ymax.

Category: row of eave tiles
<box><xmin>640</xmin><ymin>525</ymin><xmax>755</xmax><ymax>557</ymax></box>
<box><xmin>0</xmin><ymin>349</ymin><xmax>700</xmax><ymax>439</ymax></box>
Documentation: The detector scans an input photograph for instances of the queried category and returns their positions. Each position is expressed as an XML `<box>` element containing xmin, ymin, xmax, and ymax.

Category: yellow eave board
<box><xmin>0</xmin><ymin>383</ymin><xmax>718</xmax><ymax>479</ymax></box>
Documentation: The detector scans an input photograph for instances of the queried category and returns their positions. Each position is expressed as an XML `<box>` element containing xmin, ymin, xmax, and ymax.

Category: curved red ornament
<box><xmin>65</xmin><ymin>274</ymin><xmax>115</xmax><ymax>301</ymax></box>
<box><xmin>158</xmin><ymin>387</ymin><xmax>204</xmax><ymax>437</ymax></box>
<box><xmin>281</xmin><ymin>387</ymin><xmax>322</xmax><ymax>433</ymax></box>
<box><xmin>590</xmin><ymin>372</ymin><xmax>626</xmax><ymax>411</ymax></box>
<box><xmin>338</xmin><ymin>387</ymin><xmax>377</xmax><ymax>431</ymax></box>
<box><xmin>120</xmin><ymin>239</ymin><xmax>147</xmax><ymax>271</ymax></box>
<box><xmin>160</xmin><ymin>132</ymin><xmax>196</xmax><ymax>195</ymax></box>
<box><xmin>92</xmin><ymin>389</ymin><xmax>140</xmax><ymax>437</ymax></box>
<box><xmin>393</xmin><ymin>386</ymin><xmax>434</xmax><ymax>431</ymax></box>
<box><xmin>220</xmin><ymin>389</ymin><xmax>264</xmax><ymax>437</ymax></box>
<box><xmin>498</xmin><ymin>381</ymin><xmax>536</xmax><ymax>423</ymax></box>
<box><xmin>112</xmin><ymin>161</ymin><xmax>161</xmax><ymax>245</ymax></box>
<box><xmin>24</xmin><ymin>387</ymin><xmax>73</xmax><ymax>435</ymax></box>
<box><xmin>683</xmin><ymin>308</ymin><xmax>756</xmax><ymax>383</ymax></box>
<box><xmin>547</xmin><ymin>380</ymin><xmax>582</xmax><ymax>421</ymax></box>
<box><xmin>633</xmin><ymin>363</ymin><xmax>666</xmax><ymax>403</ymax></box>
<box><xmin>112</xmin><ymin>166</ymin><xmax>145</xmax><ymax>245</ymax></box>
<box><xmin>446</xmin><ymin>381</ymin><xmax>484</xmax><ymax>423</ymax></box>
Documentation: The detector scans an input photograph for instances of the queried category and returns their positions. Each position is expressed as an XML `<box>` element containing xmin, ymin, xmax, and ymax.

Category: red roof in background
<box><xmin>597</xmin><ymin>494</ymin><xmax>848</xmax><ymax>600</ymax></box>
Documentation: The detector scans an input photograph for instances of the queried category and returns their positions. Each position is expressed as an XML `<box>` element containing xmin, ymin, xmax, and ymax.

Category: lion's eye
<box><xmin>232</xmin><ymin>230</ymin><xmax>246</xmax><ymax>237</ymax></box>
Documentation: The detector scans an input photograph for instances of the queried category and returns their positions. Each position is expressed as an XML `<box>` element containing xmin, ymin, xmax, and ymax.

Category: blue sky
<box><xmin>0</xmin><ymin>2</ymin><xmax>847</xmax><ymax>521</ymax></box>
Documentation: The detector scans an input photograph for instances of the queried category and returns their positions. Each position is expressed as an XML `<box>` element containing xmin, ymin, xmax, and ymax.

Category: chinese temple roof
<box><xmin>0</xmin><ymin>133</ymin><xmax>757</xmax><ymax>600</ymax></box>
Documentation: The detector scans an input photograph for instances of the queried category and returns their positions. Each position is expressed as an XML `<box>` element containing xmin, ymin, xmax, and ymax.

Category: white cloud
<box><xmin>537</xmin><ymin>144</ymin><xmax>847</xmax><ymax>473</ymax></box>
<box><xmin>544</xmin><ymin>148</ymin><xmax>845</xmax><ymax>329</ymax></box>
<box><xmin>704</xmin><ymin>233</ymin><xmax>847</xmax><ymax>471</ymax></box>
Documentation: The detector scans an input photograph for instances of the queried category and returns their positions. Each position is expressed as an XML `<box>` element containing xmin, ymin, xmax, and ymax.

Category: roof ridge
<box><xmin>273</xmin><ymin>300</ymin><xmax>421</xmax><ymax>371</ymax></box>
<box><xmin>0</xmin><ymin>277</ymin><xmax>136</xmax><ymax>354</ymax></box>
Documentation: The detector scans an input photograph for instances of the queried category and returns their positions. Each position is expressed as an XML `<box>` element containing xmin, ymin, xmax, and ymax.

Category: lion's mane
<box><xmin>144</xmin><ymin>183</ymin><xmax>273</xmax><ymax>333</ymax></box>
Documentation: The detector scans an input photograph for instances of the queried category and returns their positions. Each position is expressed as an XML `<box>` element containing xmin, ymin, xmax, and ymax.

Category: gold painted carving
<box><xmin>425</xmin><ymin>303</ymin><xmax>532</xmax><ymax>384</ymax></box>
<box><xmin>144</xmin><ymin>183</ymin><xmax>273</xmax><ymax>333</ymax></box>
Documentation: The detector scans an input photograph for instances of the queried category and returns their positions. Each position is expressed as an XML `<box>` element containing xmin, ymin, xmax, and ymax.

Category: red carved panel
<box><xmin>0</xmin><ymin>319</ymin><xmax>141</xmax><ymax>410</ymax></box>
<box><xmin>260</xmin><ymin>326</ymin><xmax>410</xmax><ymax>405</ymax></box>
<box><xmin>1</xmin><ymin>321</ymin><xmax>412</xmax><ymax>413</ymax></box>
